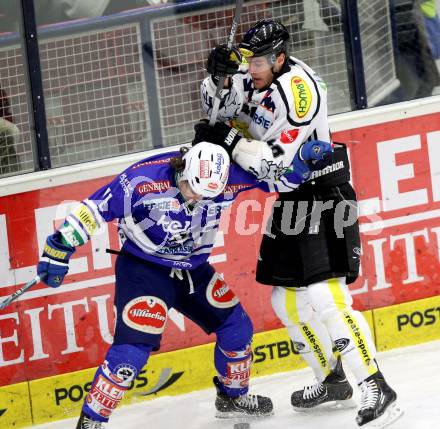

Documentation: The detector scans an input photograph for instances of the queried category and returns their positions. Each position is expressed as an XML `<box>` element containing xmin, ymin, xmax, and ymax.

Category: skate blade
<box><xmin>362</xmin><ymin>402</ymin><xmax>404</xmax><ymax>428</ymax></box>
<box><xmin>293</xmin><ymin>397</ymin><xmax>357</xmax><ymax>413</ymax></box>
<box><xmin>215</xmin><ymin>410</ymin><xmax>274</xmax><ymax>419</ymax></box>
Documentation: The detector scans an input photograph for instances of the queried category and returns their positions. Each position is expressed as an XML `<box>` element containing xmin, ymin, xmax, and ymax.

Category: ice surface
<box><xmin>31</xmin><ymin>340</ymin><xmax>440</xmax><ymax>429</ymax></box>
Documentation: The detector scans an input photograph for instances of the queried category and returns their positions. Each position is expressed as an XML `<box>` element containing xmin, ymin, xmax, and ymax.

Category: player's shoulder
<box><xmin>273</xmin><ymin>57</ymin><xmax>324</xmax><ymax>126</ymax></box>
<box><xmin>129</xmin><ymin>151</ymin><xmax>178</xmax><ymax>173</ymax></box>
<box><xmin>120</xmin><ymin>150</ymin><xmax>178</xmax><ymax>192</ymax></box>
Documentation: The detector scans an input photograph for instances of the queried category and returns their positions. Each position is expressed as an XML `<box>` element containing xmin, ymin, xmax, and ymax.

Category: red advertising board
<box><xmin>0</xmin><ymin>112</ymin><xmax>439</xmax><ymax>387</ymax></box>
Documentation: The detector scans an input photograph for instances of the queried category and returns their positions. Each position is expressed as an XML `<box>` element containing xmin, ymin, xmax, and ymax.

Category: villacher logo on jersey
<box><xmin>206</xmin><ymin>274</ymin><xmax>239</xmax><ymax>309</ymax></box>
<box><xmin>122</xmin><ymin>296</ymin><xmax>168</xmax><ymax>334</ymax></box>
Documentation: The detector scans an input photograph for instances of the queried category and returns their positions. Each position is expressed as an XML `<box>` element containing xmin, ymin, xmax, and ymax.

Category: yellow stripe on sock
<box><xmin>327</xmin><ymin>279</ymin><xmax>376</xmax><ymax>376</ymax></box>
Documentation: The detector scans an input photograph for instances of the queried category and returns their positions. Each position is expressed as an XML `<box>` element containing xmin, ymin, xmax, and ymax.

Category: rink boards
<box><xmin>1</xmin><ymin>96</ymin><xmax>440</xmax><ymax>428</ymax></box>
<box><xmin>1</xmin><ymin>294</ymin><xmax>440</xmax><ymax>427</ymax></box>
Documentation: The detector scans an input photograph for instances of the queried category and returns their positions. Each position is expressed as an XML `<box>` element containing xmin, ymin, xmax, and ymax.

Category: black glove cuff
<box><xmin>223</xmin><ymin>128</ymin><xmax>241</xmax><ymax>156</ymax></box>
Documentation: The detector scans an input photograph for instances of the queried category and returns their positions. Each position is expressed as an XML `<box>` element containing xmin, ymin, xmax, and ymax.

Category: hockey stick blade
<box><xmin>0</xmin><ymin>275</ymin><xmax>41</xmax><ymax>310</ymax></box>
<box><xmin>209</xmin><ymin>0</ymin><xmax>244</xmax><ymax>126</ymax></box>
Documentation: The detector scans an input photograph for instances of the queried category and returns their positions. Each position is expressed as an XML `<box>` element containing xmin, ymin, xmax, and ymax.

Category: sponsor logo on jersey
<box><xmin>334</xmin><ymin>338</ymin><xmax>350</xmax><ymax>352</ymax></box>
<box><xmin>86</xmin><ymin>374</ymin><xmax>127</xmax><ymax>418</ymax></box>
<box><xmin>59</xmin><ymin>222</ymin><xmax>83</xmax><ymax>247</ymax></box>
<box><xmin>119</xmin><ymin>173</ymin><xmax>134</xmax><ymax>197</ymax></box>
<box><xmin>143</xmin><ymin>197</ymin><xmax>181</xmax><ymax>212</ymax></box>
<box><xmin>206</xmin><ymin>273</ymin><xmax>239</xmax><ymax>308</ymax></box>
<box><xmin>73</xmin><ymin>203</ymin><xmax>98</xmax><ymax>236</ymax></box>
<box><xmin>199</xmin><ymin>160</ymin><xmax>210</xmax><ymax>178</ymax></box>
<box><xmin>136</xmin><ymin>180</ymin><xmax>171</xmax><ymax>195</ymax></box>
<box><xmin>172</xmin><ymin>260</ymin><xmax>192</xmax><ymax>269</ymax></box>
<box><xmin>252</xmin><ymin>111</ymin><xmax>272</xmax><ymax>129</ymax></box>
<box><xmin>225</xmin><ymin>356</ymin><xmax>251</xmax><ymax>388</ymax></box>
<box><xmin>280</xmin><ymin>129</ymin><xmax>299</xmax><ymax>144</ymax></box>
<box><xmin>291</xmin><ymin>76</ymin><xmax>312</xmax><ymax>118</ymax></box>
<box><xmin>223</xmin><ymin>183</ymin><xmax>253</xmax><ymax>194</ymax></box>
<box><xmin>157</xmin><ymin>244</ymin><xmax>193</xmax><ymax>255</ymax></box>
<box><xmin>122</xmin><ymin>296</ymin><xmax>168</xmax><ymax>334</ymax></box>
<box><xmin>157</xmin><ymin>214</ymin><xmax>191</xmax><ymax>234</ymax></box>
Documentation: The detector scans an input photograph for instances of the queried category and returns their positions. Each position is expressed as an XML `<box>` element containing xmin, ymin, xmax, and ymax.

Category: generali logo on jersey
<box><xmin>122</xmin><ymin>296</ymin><xmax>168</xmax><ymax>334</ymax></box>
<box><xmin>206</xmin><ymin>273</ymin><xmax>239</xmax><ymax>308</ymax></box>
<box><xmin>291</xmin><ymin>76</ymin><xmax>312</xmax><ymax>118</ymax></box>
<box><xmin>135</xmin><ymin>180</ymin><xmax>171</xmax><ymax>195</ymax></box>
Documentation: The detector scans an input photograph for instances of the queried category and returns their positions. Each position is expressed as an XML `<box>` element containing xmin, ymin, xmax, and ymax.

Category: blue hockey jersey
<box><xmin>59</xmin><ymin>151</ymin><xmax>261</xmax><ymax>270</ymax></box>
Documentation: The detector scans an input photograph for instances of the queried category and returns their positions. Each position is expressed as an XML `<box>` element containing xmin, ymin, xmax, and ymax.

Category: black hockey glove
<box><xmin>193</xmin><ymin>119</ymin><xmax>241</xmax><ymax>156</ymax></box>
<box><xmin>207</xmin><ymin>44</ymin><xmax>242</xmax><ymax>79</ymax></box>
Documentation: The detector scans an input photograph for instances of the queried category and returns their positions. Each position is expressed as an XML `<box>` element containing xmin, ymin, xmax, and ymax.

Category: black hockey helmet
<box><xmin>239</xmin><ymin>19</ymin><xmax>289</xmax><ymax>58</ymax></box>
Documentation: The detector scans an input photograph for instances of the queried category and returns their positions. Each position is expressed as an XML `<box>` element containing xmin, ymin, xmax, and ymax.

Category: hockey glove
<box><xmin>207</xmin><ymin>44</ymin><xmax>242</xmax><ymax>79</ymax></box>
<box><xmin>299</xmin><ymin>140</ymin><xmax>334</xmax><ymax>170</ymax></box>
<box><xmin>292</xmin><ymin>140</ymin><xmax>334</xmax><ymax>183</ymax></box>
<box><xmin>37</xmin><ymin>232</ymin><xmax>75</xmax><ymax>288</ymax></box>
<box><xmin>193</xmin><ymin>119</ymin><xmax>241</xmax><ymax>156</ymax></box>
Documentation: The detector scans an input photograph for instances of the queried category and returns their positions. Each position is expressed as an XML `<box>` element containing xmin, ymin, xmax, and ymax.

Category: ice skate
<box><xmin>76</xmin><ymin>410</ymin><xmax>105</xmax><ymax>429</ymax></box>
<box><xmin>213</xmin><ymin>376</ymin><xmax>274</xmax><ymax>418</ymax></box>
<box><xmin>356</xmin><ymin>371</ymin><xmax>403</xmax><ymax>428</ymax></box>
<box><xmin>291</xmin><ymin>357</ymin><xmax>356</xmax><ymax>411</ymax></box>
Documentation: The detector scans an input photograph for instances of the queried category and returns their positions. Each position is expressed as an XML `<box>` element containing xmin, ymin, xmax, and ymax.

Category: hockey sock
<box><xmin>214</xmin><ymin>304</ymin><xmax>253</xmax><ymax>397</ymax></box>
<box><xmin>82</xmin><ymin>343</ymin><xmax>152</xmax><ymax>422</ymax></box>
<box><xmin>272</xmin><ymin>286</ymin><xmax>336</xmax><ymax>381</ymax></box>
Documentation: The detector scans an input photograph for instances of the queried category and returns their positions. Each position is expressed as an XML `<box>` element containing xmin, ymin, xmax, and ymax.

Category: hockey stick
<box><xmin>0</xmin><ymin>275</ymin><xmax>41</xmax><ymax>310</ymax></box>
<box><xmin>209</xmin><ymin>0</ymin><xmax>244</xmax><ymax>126</ymax></box>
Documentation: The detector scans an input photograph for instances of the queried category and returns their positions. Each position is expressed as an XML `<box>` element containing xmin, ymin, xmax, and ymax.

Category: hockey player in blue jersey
<box><xmin>36</xmin><ymin>142</ymin><xmax>273</xmax><ymax>428</ymax></box>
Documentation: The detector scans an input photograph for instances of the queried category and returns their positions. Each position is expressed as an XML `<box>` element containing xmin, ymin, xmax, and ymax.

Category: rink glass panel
<box><xmin>0</xmin><ymin>0</ymin><xmax>35</xmax><ymax>178</ymax></box>
<box><xmin>151</xmin><ymin>0</ymin><xmax>352</xmax><ymax>146</ymax></box>
<box><xmin>37</xmin><ymin>23</ymin><xmax>153</xmax><ymax>167</ymax></box>
<box><xmin>0</xmin><ymin>0</ymin><xmax>437</xmax><ymax>177</ymax></box>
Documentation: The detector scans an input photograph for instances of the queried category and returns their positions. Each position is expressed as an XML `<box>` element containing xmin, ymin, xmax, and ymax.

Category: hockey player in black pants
<box><xmin>194</xmin><ymin>18</ymin><xmax>403</xmax><ymax>428</ymax></box>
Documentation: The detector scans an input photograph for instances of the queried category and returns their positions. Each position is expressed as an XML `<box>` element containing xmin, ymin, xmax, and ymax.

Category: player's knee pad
<box><xmin>83</xmin><ymin>343</ymin><xmax>152</xmax><ymax>421</ymax></box>
<box><xmin>307</xmin><ymin>278</ymin><xmax>353</xmax><ymax>323</ymax></box>
<box><xmin>214</xmin><ymin>304</ymin><xmax>253</xmax><ymax>396</ymax></box>
<box><xmin>215</xmin><ymin>303</ymin><xmax>253</xmax><ymax>351</ymax></box>
<box><xmin>271</xmin><ymin>286</ymin><xmax>314</xmax><ymax>327</ymax></box>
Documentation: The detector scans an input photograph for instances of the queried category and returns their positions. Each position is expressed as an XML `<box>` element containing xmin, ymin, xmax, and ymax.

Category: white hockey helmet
<box><xmin>179</xmin><ymin>142</ymin><xmax>230</xmax><ymax>198</ymax></box>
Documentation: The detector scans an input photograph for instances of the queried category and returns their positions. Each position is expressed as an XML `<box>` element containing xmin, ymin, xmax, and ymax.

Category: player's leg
<box><xmin>271</xmin><ymin>285</ymin><xmax>355</xmax><ymax>410</ymax></box>
<box><xmin>76</xmin><ymin>255</ymin><xmax>174</xmax><ymax>428</ymax></box>
<box><xmin>308</xmin><ymin>278</ymin><xmax>403</xmax><ymax>426</ymax></box>
<box><xmin>173</xmin><ymin>263</ymin><xmax>273</xmax><ymax>418</ymax></box>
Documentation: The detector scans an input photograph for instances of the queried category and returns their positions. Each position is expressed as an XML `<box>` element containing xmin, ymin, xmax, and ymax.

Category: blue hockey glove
<box><xmin>37</xmin><ymin>232</ymin><xmax>75</xmax><ymax>288</ymax></box>
<box><xmin>300</xmin><ymin>140</ymin><xmax>334</xmax><ymax>170</ymax></box>
<box><xmin>292</xmin><ymin>140</ymin><xmax>334</xmax><ymax>183</ymax></box>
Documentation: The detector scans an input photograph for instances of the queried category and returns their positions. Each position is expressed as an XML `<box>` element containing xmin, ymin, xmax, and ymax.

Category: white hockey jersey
<box><xmin>201</xmin><ymin>56</ymin><xmax>331</xmax><ymax>192</ymax></box>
